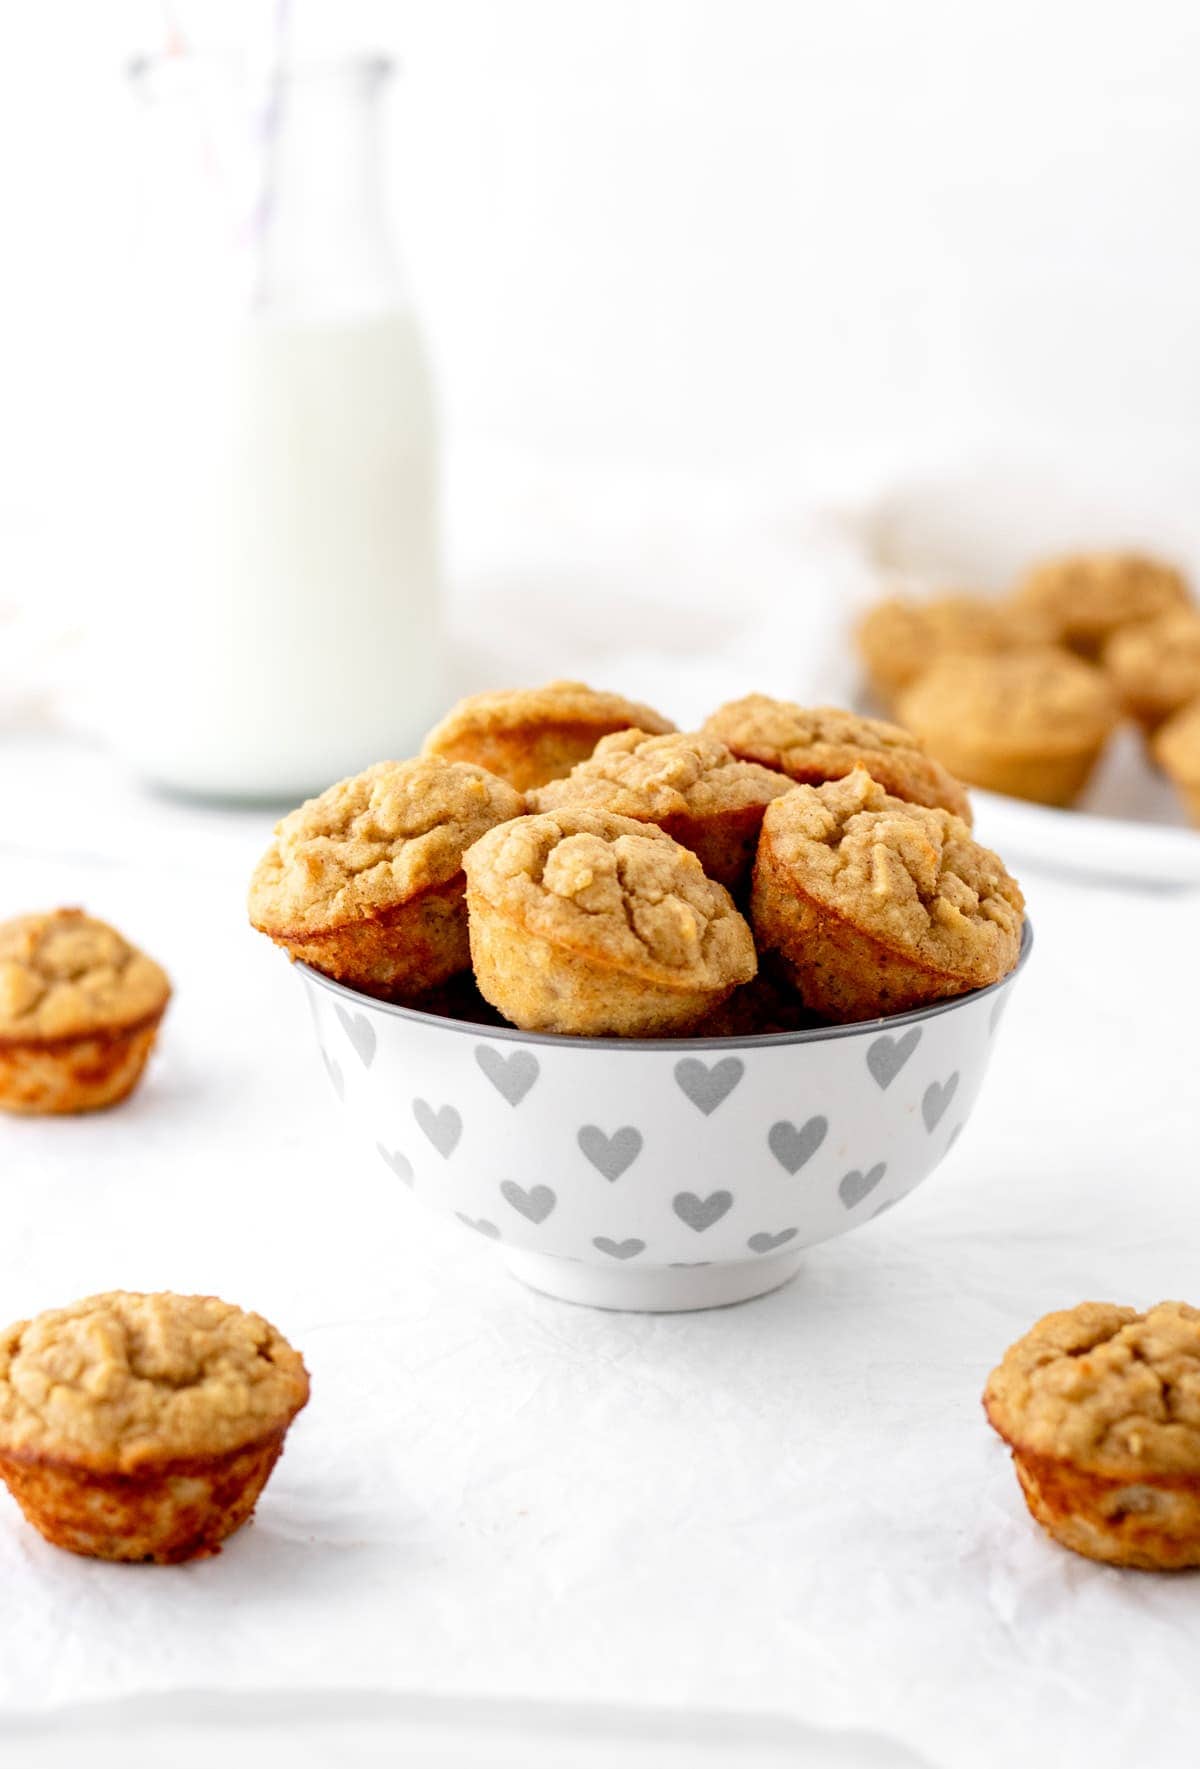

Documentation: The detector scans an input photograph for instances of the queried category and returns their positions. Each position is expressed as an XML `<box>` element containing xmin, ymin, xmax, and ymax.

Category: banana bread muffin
<box><xmin>528</xmin><ymin>729</ymin><xmax>794</xmax><ymax>889</ymax></box>
<box><xmin>1154</xmin><ymin>697</ymin><xmax>1200</xmax><ymax>826</ymax></box>
<box><xmin>0</xmin><ymin>909</ymin><xmax>171</xmax><ymax>1115</ymax></box>
<box><xmin>897</xmin><ymin>649</ymin><xmax>1119</xmax><ymax>806</ymax></box>
<box><xmin>463</xmin><ymin>808</ymin><xmax>757</xmax><ymax>1036</ymax></box>
<box><xmin>421</xmin><ymin>680</ymin><xmax>676</xmax><ymax>792</ymax></box>
<box><xmin>750</xmin><ymin>767</ymin><xmax>1024</xmax><ymax>1022</ymax></box>
<box><xmin>984</xmin><ymin>1301</ymin><xmax>1200</xmax><ymax>1570</ymax></box>
<box><xmin>1104</xmin><ymin>608</ymin><xmax>1200</xmax><ymax>736</ymax></box>
<box><xmin>249</xmin><ymin>757</ymin><xmax>523</xmax><ymax>999</ymax></box>
<box><xmin>1014</xmin><ymin>550</ymin><xmax>1192</xmax><ymax>658</ymax></box>
<box><xmin>702</xmin><ymin>694</ymin><xmax>972</xmax><ymax>823</ymax></box>
<box><xmin>0</xmin><ymin>1291</ymin><xmax>309</xmax><ymax>1563</ymax></box>
<box><xmin>855</xmin><ymin>592</ymin><xmax>1052</xmax><ymax>707</ymax></box>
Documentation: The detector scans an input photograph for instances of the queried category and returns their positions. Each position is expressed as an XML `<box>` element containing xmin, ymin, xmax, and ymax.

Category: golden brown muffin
<box><xmin>984</xmin><ymin>1301</ymin><xmax>1200</xmax><ymax>1570</ymax></box>
<box><xmin>0</xmin><ymin>909</ymin><xmax>170</xmax><ymax>1115</ymax></box>
<box><xmin>528</xmin><ymin>729</ymin><xmax>794</xmax><ymax>890</ymax></box>
<box><xmin>463</xmin><ymin>808</ymin><xmax>757</xmax><ymax>1037</ymax></box>
<box><xmin>421</xmin><ymin>680</ymin><xmax>676</xmax><ymax>792</ymax></box>
<box><xmin>750</xmin><ymin>767</ymin><xmax>1023</xmax><ymax>1023</ymax></box>
<box><xmin>1014</xmin><ymin>550</ymin><xmax>1192</xmax><ymax>658</ymax></box>
<box><xmin>248</xmin><ymin>757</ymin><xmax>524</xmax><ymax>1000</ymax></box>
<box><xmin>1154</xmin><ymin>696</ymin><xmax>1200</xmax><ymax>827</ymax></box>
<box><xmin>0</xmin><ymin>1292</ymin><xmax>309</xmax><ymax>1563</ymax></box>
<box><xmin>702</xmin><ymin>694</ymin><xmax>972</xmax><ymax>823</ymax></box>
<box><xmin>1104</xmin><ymin>609</ymin><xmax>1200</xmax><ymax>736</ymax></box>
<box><xmin>897</xmin><ymin>649</ymin><xmax>1119</xmax><ymax>807</ymax></box>
<box><xmin>855</xmin><ymin>592</ymin><xmax>1052</xmax><ymax>707</ymax></box>
<box><xmin>689</xmin><ymin>956</ymin><xmax>826</xmax><ymax>1038</ymax></box>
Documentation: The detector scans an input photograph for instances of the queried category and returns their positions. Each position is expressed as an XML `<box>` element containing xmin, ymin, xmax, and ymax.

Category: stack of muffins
<box><xmin>854</xmin><ymin>549</ymin><xmax>1200</xmax><ymax>819</ymax></box>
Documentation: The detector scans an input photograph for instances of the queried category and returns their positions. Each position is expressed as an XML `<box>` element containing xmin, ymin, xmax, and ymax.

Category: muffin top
<box><xmin>1014</xmin><ymin>551</ymin><xmax>1191</xmax><ymax>650</ymax></box>
<box><xmin>855</xmin><ymin>593</ymin><xmax>1051</xmax><ymax>693</ymax></box>
<box><xmin>1105</xmin><ymin>609</ymin><xmax>1200</xmax><ymax>715</ymax></box>
<box><xmin>0</xmin><ymin>1292</ymin><xmax>310</xmax><ymax>1473</ymax></box>
<box><xmin>528</xmin><ymin>728</ymin><xmax>793</xmax><ymax>822</ymax></box>
<box><xmin>702</xmin><ymin>693</ymin><xmax>972</xmax><ymax>821</ymax></box>
<box><xmin>248</xmin><ymin>757</ymin><xmax>523</xmax><ymax>937</ymax></box>
<box><xmin>984</xmin><ymin>1301</ymin><xmax>1200</xmax><ymax>1478</ymax></box>
<box><xmin>1155</xmin><ymin>696</ymin><xmax>1200</xmax><ymax>783</ymax></box>
<box><xmin>758</xmin><ymin>767</ymin><xmax>1024</xmax><ymax>979</ymax></box>
<box><xmin>0</xmin><ymin>910</ymin><xmax>170</xmax><ymax>1044</ymax></box>
<box><xmin>898</xmin><ymin>650</ymin><xmax>1118</xmax><ymax>755</ymax></box>
<box><xmin>464</xmin><ymin>808</ymin><xmax>757</xmax><ymax>990</ymax></box>
<box><xmin>422</xmin><ymin>680</ymin><xmax>676</xmax><ymax>790</ymax></box>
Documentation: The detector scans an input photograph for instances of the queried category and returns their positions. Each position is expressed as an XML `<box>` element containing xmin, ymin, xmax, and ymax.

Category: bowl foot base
<box><xmin>502</xmin><ymin>1248</ymin><xmax>804</xmax><ymax>1313</ymax></box>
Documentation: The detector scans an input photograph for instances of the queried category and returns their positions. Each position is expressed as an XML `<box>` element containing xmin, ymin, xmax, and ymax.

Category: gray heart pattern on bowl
<box><xmin>839</xmin><ymin>1162</ymin><xmax>886</xmax><ymax>1209</ymax></box>
<box><xmin>335</xmin><ymin>1004</ymin><xmax>377</xmax><ymax>1068</ymax></box>
<box><xmin>866</xmin><ymin>1027</ymin><xmax>921</xmax><ymax>1090</ymax></box>
<box><xmin>747</xmin><ymin>1228</ymin><xmax>798</xmax><ymax>1255</ymax></box>
<box><xmin>376</xmin><ymin>1143</ymin><xmax>413</xmax><ymax>1186</ymax></box>
<box><xmin>321</xmin><ymin>1049</ymin><xmax>344</xmax><ymax>1102</ymax></box>
<box><xmin>413</xmin><ymin>1099</ymin><xmax>462</xmax><ymax>1158</ymax></box>
<box><xmin>578</xmin><ymin>1124</ymin><xmax>643</xmax><ymax>1182</ymax></box>
<box><xmin>922</xmin><ymin>1073</ymin><xmax>959</xmax><ymax>1133</ymax></box>
<box><xmin>674</xmin><ymin>1056</ymin><xmax>745</xmax><ymax>1116</ymax></box>
<box><xmin>768</xmin><ymin>1115</ymin><xmax>828</xmax><ymax>1175</ymax></box>
<box><xmin>673</xmin><ymin>1190</ymin><xmax>733</xmax><ymax>1232</ymax></box>
<box><xmin>593</xmin><ymin>1236</ymin><xmax>645</xmax><ymax>1260</ymax></box>
<box><xmin>500</xmin><ymin>1180</ymin><xmax>557</xmax><ymax>1224</ymax></box>
<box><xmin>475</xmin><ymin>1044</ymin><xmax>539</xmax><ymax>1107</ymax></box>
<box><xmin>456</xmin><ymin>1212</ymin><xmax>500</xmax><ymax>1239</ymax></box>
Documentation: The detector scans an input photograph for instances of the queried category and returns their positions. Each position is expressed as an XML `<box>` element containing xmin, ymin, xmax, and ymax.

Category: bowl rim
<box><xmin>297</xmin><ymin>922</ymin><xmax>1033</xmax><ymax>1053</ymax></box>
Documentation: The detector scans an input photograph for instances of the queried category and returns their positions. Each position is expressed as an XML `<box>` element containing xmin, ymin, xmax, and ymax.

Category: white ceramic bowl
<box><xmin>299</xmin><ymin>925</ymin><xmax>1031</xmax><ymax>1312</ymax></box>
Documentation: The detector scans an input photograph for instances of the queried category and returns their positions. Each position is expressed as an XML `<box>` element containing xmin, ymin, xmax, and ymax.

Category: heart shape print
<box><xmin>376</xmin><ymin>1143</ymin><xmax>413</xmax><ymax>1186</ymax></box>
<box><xmin>578</xmin><ymin>1125</ymin><xmax>643</xmax><ymax>1182</ymax></box>
<box><xmin>413</xmin><ymin>1099</ymin><xmax>462</xmax><ymax>1158</ymax></box>
<box><xmin>455</xmin><ymin>1213</ymin><xmax>500</xmax><ymax>1239</ymax></box>
<box><xmin>839</xmin><ymin>1163</ymin><xmax>886</xmax><ymax>1209</ymax></box>
<box><xmin>475</xmin><ymin>1044</ymin><xmax>539</xmax><ymax>1107</ymax></box>
<box><xmin>768</xmin><ymin>1116</ymin><xmax>828</xmax><ymax>1175</ymax></box>
<box><xmin>922</xmin><ymin>1073</ymin><xmax>959</xmax><ymax>1133</ymax></box>
<box><xmin>747</xmin><ymin>1228</ymin><xmax>798</xmax><ymax>1255</ymax></box>
<box><xmin>500</xmin><ymin>1180</ymin><xmax>556</xmax><ymax>1224</ymax></box>
<box><xmin>673</xmin><ymin>1190</ymin><xmax>733</xmax><ymax>1232</ymax></box>
<box><xmin>674</xmin><ymin>1056</ymin><xmax>745</xmax><ymax>1116</ymax></box>
<box><xmin>335</xmin><ymin>1004</ymin><xmax>377</xmax><ymax>1068</ymax></box>
<box><xmin>321</xmin><ymin>1049</ymin><xmax>344</xmax><ymax>1102</ymax></box>
<box><xmin>866</xmin><ymin>1028</ymin><xmax>921</xmax><ymax>1090</ymax></box>
<box><xmin>593</xmin><ymin>1236</ymin><xmax>645</xmax><ymax>1261</ymax></box>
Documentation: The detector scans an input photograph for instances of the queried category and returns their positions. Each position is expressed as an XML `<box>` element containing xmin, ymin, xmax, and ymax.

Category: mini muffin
<box><xmin>1104</xmin><ymin>608</ymin><xmax>1200</xmax><ymax>736</ymax></box>
<box><xmin>750</xmin><ymin>767</ymin><xmax>1023</xmax><ymax>1023</ymax></box>
<box><xmin>702</xmin><ymin>694</ymin><xmax>972</xmax><ymax>823</ymax></box>
<box><xmin>855</xmin><ymin>592</ymin><xmax>1052</xmax><ymax>707</ymax></box>
<box><xmin>984</xmin><ymin>1301</ymin><xmax>1200</xmax><ymax>1570</ymax></box>
<box><xmin>1013</xmin><ymin>550</ymin><xmax>1192</xmax><ymax>658</ymax></box>
<box><xmin>249</xmin><ymin>757</ymin><xmax>523</xmax><ymax>1000</ymax></box>
<box><xmin>897</xmin><ymin>649</ymin><xmax>1119</xmax><ymax>807</ymax></box>
<box><xmin>690</xmin><ymin>956</ymin><xmax>826</xmax><ymax>1039</ymax></box>
<box><xmin>528</xmin><ymin>729</ymin><xmax>794</xmax><ymax>889</ymax></box>
<box><xmin>0</xmin><ymin>909</ymin><xmax>170</xmax><ymax>1115</ymax></box>
<box><xmin>422</xmin><ymin>680</ymin><xmax>676</xmax><ymax>792</ymax></box>
<box><xmin>1154</xmin><ymin>697</ymin><xmax>1200</xmax><ymax>826</ymax></box>
<box><xmin>0</xmin><ymin>1292</ymin><xmax>309</xmax><ymax>1563</ymax></box>
<box><xmin>463</xmin><ymin>808</ymin><xmax>757</xmax><ymax>1037</ymax></box>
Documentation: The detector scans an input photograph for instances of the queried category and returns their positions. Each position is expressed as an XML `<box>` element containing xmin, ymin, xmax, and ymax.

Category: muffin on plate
<box><xmin>750</xmin><ymin>767</ymin><xmax>1024</xmax><ymax>1023</ymax></box>
<box><xmin>421</xmin><ymin>680</ymin><xmax>676</xmax><ymax>792</ymax></box>
<box><xmin>528</xmin><ymin>728</ymin><xmax>794</xmax><ymax>890</ymax></box>
<box><xmin>984</xmin><ymin>1301</ymin><xmax>1200</xmax><ymax>1570</ymax></box>
<box><xmin>1154</xmin><ymin>697</ymin><xmax>1200</xmax><ymax>826</ymax></box>
<box><xmin>249</xmin><ymin>757</ymin><xmax>523</xmax><ymax>1000</ymax></box>
<box><xmin>1013</xmin><ymin>550</ymin><xmax>1192</xmax><ymax>658</ymax></box>
<box><xmin>1103</xmin><ymin>609</ymin><xmax>1200</xmax><ymax>736</ymax></box>
<box><xmin>0</xmin><ymin>1291</ymin><xmax>309</xmax><ymax>1563</ymax></box>
<box><xmin>463</xmin><ymin>807</ymin><xmax>757</xmax><ymax>1037</ymax></box>
<box><xmin>702</xmin><ymin>694</ymin><xmax>972</xmax><ymax>823</ymax></box>
<box><xmin>897</xmin><ymin>649</ymin><xmax>1119</xmax><ymax>807</ymax></box>
<box><xmin>0</xmin><ymin>909</ymin><xmax>170</xmax><ymax>1115</ymax></box>
<box><xmin>855</xmin><ymin>592</ymin><xmax>1052</xmax><ymax>708</ymax></box>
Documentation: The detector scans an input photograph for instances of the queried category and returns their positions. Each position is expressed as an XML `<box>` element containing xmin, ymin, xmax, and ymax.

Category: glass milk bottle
<box><xmin>114</xmin><ymin>55</ymin><xmax>442</xmax><ymax>799</ymax></box>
